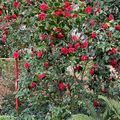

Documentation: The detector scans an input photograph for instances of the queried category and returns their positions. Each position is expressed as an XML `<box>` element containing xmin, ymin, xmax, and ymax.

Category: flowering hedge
<box><xmin>0</xmin><ymin>0</ymin><xmax>120</xmax><ymax>119</ymax></box>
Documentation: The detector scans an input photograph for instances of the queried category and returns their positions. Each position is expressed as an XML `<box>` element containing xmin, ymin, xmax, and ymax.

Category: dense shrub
<box><xmin>0</xmin><ymin>0</ymin><xmax>120</xmax><ymax>120</ymax></box>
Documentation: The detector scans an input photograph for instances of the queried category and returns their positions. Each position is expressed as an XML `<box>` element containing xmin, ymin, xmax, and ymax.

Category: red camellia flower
<box><xmin>40</xmin><ymin>3</ymin><xmax>48</xmax><ymax>11</ymax></box>
<box><xmin>24</xmin><ymin>62</ymin><xmax>30</xmax><ymax>69</ymax></box>
<box><xmin>54</xmin><ymin>9</ymin><xmax>63</xmax><ymax>16</ymax></box>
<box><xmin>58</xmin><ymin>82</ymin><xmax>66</xmax><ymax>91</ymax></box>
<box><xmin>12</xmin><ymin>14</ymin><xmax>17</xmax><ymax>19</ymax></box>
<box><xmin>82</xmin><ymin>41</ymin><xmax>88</xmax><ymax>48</ymax></box>
<box><xmin>93</xmin><ymin>100</ymin><xmax>100</xmax><ymax>108</ymax></box>
<box><xmin>27</xmin><ymin>0</ymin><xmax>32</xmax><ymax>5</ymax></box>
<box><xmin>67</xmin><ymin>44</ymin><xmax>73</xmax><ymax>48</ymax></box>
<box><xmin>91</xmin><ymin>32</ymin><xmax>97</xmax><ymax>38</ymax></box>
<box><xmin>40</xmin><ymin>34</ymin><xmax>46</xmax><ymax>40</ymax></box>
<box><xmin>74</xmin><ymin>43</ymin><xmax>80</xmax><ymax>49</ymax></box>
<box><xmin>111</xmin><ymin>47</ymin><xmax>117</xmax><ymax>54</ymax></box>
<box><xmin>61</xmin><ymin>47</ymin><xmax>68</xmax><ymax>55</ymax></box>
<box><xmin>49</xmin><ymin>42</ymin><xmax>55</xmax><ymax>47</ymax></box>
<box><xmin>72</xmin><ymin>35</ymin><xmax>77</xmax><ymax>41</ymax></box>
<box><xmin>37</xmin><ymin>51</ymin><xmax>43</xmax><ymax>58</ymax></box>
<box><xmin>44</xmin><ymin>61</ymin><xmax>49</xmax><ymax>67</ymax></box>
<box><xmin>6</xmin><ymin>15</ymin><xmax>11</xmax><ymax>21</ymax></box>
<box><xmin>110</xmin><ymin>59</ymin><xmax>119</xmax><ymax>68</ymax></box>
<box><xmin>31</xmin><ymin>82</ymin><xmax>37</xmax><ymax>88</ymax></box>
<box><xmin>13</xmin><ymin>1</ymin><xmax>19</xmax><ymax>8</ymax></box>
<box><xmin>38</xmin><ymin>13</ymin><xmax>46</xmax><ymax>21</ymax></box>
<box><xmin>81</xmin><ymin>55</ymin><xmax>88</xmax><ymax>61</ymax></box>
<box><xmin>89</xmin><ymin>68</ymin><xmax>94</xmax><ymax>75</ymax></box>
<box><xmin>115</xmin><ymin>25</ymin><xmax>120</xmax><ymax>30</ymax></box>
<box><xmin>85</xmin><ymin>6</ymin><xmax>92</xmax><ymax>14</ymax></box>
<box><xmin>64</xmin><ymin>1</ymin><xmax>70</xmax><ymax>6</ymax></box>
<box><xmin>65</xmin><ymin>5</ymin><xmax>72</xmax><ymax>11</ymax></box>
<box><xmin>49</xmin><ymin>34</ymin><xmax>56</xmax><ymax>40</ymax></box>
<box><xmin>58</xmin><ymin>33</ymin><xmax>64</xmax><ymax>39</ymax></box>
<box><xmin>39</xmin><ymin>73</ymin><xmax>45</xmax><ymax>80</ymax></box>
<box><xmin>0</xmin><ymin>10</ymin><xmax>2</xmax><ymax>15</ymax></box>
<box><xmin>68</xmin><ymin>47</ymin><xmax>75</xmax><ymax>53</ymax></box>
<box><xmin>64</xmin><ymin>2</ymin><xmax>72</xmax><ymax>11</ymax></box>
<box><xmin>108</xmin><ymin>14</ymin><xmax>113</xmax><ymax>21</ymax></box>
<box><xmin>64</xmin><ymin>11</ymin><xmax>70</xmax><ymax>18</ymax></box>
<box><xmin>94</xmin><ymin>7</ymin><xmax>100</xmax><ymax>14</ymax></box>
<box><xmin>13</xmin><ymin>51</ymin><xmax>19</xmax><ymax>59</ymax></box>
<box><xmin>74</xmin><ymin>65</ymin><xmax>82</xmax><ymax>71</ymax></box>
<box><xmin>102</xmin><ymin>23</ymin><xmax>107</xmax><ymax>30</ymax></box>
<box><xmin>72</xmin><ymin>13</ymin><xmax>77</xmax><ymax>18</ymax></box>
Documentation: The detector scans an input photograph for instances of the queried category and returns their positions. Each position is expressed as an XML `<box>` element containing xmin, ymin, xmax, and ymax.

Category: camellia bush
<box><xmin>0</xmin><ymin>0</ymin><xmax>120</xmax><ymax>120</ymax></box>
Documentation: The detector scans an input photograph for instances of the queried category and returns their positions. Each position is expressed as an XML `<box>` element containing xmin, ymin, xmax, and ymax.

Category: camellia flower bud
<box><xmin>40</xmin><ymin>3</ymin><xmax>48</xmax><ymax>11</ymax></box>
<box><xmin>81</xmin><ymin>55</ymin><xmax>88</xmax><ymax>61</ymax></box>
<box><xmin>44</xmin><ymin>61</ymin><xmax>49</xmax><ymax>67</ymax></box>
<box><xmin>31</xmin><ymin>82</ymin><xmax>37</xmax><ymax>88</ymax></box>
<box><xmin>24</xmin><ymin>62</ymin><xmax>30</xmax><ymax>69</ymax></box>
<box><xmin>93</xmin><ymin>100</ymin><xmax>100</xmax><ymax>108</ymax></box>
<box><xmin>37</xmin><ymin>51</ymin><xmax>43</xmax><ymax>58</ymax></box>
<box><xmin>13</xmin><ymin>1</ymin><xmax>19</xmax><ymax>8</ymax></box>
<box><xmin>58</xmin><ymin>33</ymin><xmax>64</xmax><ymax>39</ymax></box>
<box><xmin>115</xmin><ymin>25</ymin><xmax>120</xmax><ymax>30</ymax></box>
<box><xmin>111</xmin><ymin>47</ymin><xmax>117</xmax><ymax>54</ymax></box>
<box><xmin>38</xmin><ymin>13</ymin><xmax>46</xmax><ymax>21</ymax></box>
<box><xmin>58</xmin><ymin>82</ymin><xmax>66</xmax><ymax>90</ymax></box>
<box><xmin>108</xmin><ymin>14</ymin><xmax>113</xmax><ymax>21</ymax></box>
<box><xmin>91</xmin><ymin>32</ymin><xmax>97</xmax><ymax>38</ymax></box>
<box><xmin>61</xmin><ymin>47</ymin><xmax>68</xmax><ymax>55</ymax></box>
<box><xmin>85</xmin><ymin>6</ymin><xmax>92</xmax><ymax>14</ymax></box>
<box><xmin>102</xmin><ymin>23</ymin><xmax>107</xmax><ymax>30</ymax></box>
<box><xmin>13</xmin><ymin>51</ymin><xmax>19</xmax><ymax>59</ymax></box>
<box><xmin>39</xmin><ymin>73</ymin><xmax>45</xmax><ymax>80</ymax></box>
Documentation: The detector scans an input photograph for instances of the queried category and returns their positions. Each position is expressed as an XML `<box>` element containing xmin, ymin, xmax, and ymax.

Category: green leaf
<box><xmin>98</xmin><ymin>95</ymin><xmax>120</xmax><ymax>119</ymax></box>
<box><xmin>68</xmin><ymin>114</ymin><xmax>95</xmax><ymax>120</ymax></box>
